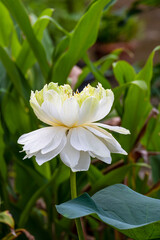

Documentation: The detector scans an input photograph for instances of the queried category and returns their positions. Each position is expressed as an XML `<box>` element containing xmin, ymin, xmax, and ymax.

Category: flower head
<box><xmin>18</xmin><ymin>83</ymin><xmax>130</xmax><ymax>172</ymax></box>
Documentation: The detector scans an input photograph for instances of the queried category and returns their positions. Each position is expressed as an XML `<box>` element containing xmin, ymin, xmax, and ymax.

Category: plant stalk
<box><xmin>70</xmin><ymin>170</ymin><xmax>85</xmax><ymax>240</ymax></box>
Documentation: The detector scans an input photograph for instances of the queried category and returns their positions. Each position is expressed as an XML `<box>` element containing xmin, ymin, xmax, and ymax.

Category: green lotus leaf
<box><xmin>56</xmin><ymin>184</ymin><xmax>160</xmax><ymax>240</ymax></box>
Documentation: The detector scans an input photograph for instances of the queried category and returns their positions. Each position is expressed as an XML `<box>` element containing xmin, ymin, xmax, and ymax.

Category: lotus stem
<box><xmin>70</xmin><ymin>170</ymin><xmax>85</xmax><ymax>240</ymax></box>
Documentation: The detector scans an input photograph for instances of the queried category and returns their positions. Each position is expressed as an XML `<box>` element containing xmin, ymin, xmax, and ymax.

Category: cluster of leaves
<box><xmin>0</xmin><ymin>0</ymin><xmax>160</xmax><ymax>239</ymax></box>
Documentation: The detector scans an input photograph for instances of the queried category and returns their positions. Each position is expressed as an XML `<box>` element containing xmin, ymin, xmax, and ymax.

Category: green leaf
<box><xmin>0</xmin><ymin>2</ymin><xmax>13</xmax><ymax>47</ymax></box>
<box><xmin>0</xmin><ymin>46</ymin><xmax>30</xmax><ymax>102</ymax></box>
<box><xmin>119</xmin><ymin>47</ymin><xmax>160</xmax><ymax>152</ymax></box>
<box><xmin>74</xmin><ymin>49</ymin><xmax>121</xmax><ymax>90</ymax></box>
<box><xmin>83</xmin><ymin>54</ymin><xmax>111</xmax><ymax>89</ymax></box>
<box><xmin>54</xmin><ymin>164</ymin><xmax>70</xmax><ymax>187</ymax></box>
<box><xmin>113</xmin><ymin>80</ymin><xmax>148</xmax><ymax>100</ymax></box>
<box><xmin>2</xmin><ymin>0</ymin><xmax>49</xmax><ymax>79</ymax></box>
<box><xmin>0</xmin><ymin>211</ymin><xmax>14</xmax><ymax>229</ymax></box>
<box><xmin>120</xmin><ymin>85</ymin><xmax>152</xmax><ymax>152</ymax></box>
<box><xmin>56</xmin><ymin>184</ymin><xmax>160</xmax><ymax>240</ymax></box>
<box><xmin>0</xmin><ymin>2</ymin><xmax>21</xmax><ymax>58</ymax></box>
<box><xmin>52</xmin><ymin>36</ymin><xmax>70</xmax><ymax>64</ymax></box>
<box><xmin>14</xmin><ymin>159</ymin><xmax>47</xmax><ymax>189</ymax></box>
<box><xmin>0</xmin><ymin>119</ymin><xmax>7</xmax><ymax>180</ymax></box>
<box><xmin>33</xmin><ymin>162</ymin><xmax>51</xmax><ymax>180</ymax></box>
<box><xmin>99</xmin><ymin>49</ymin><xmax>122</xmax><ymax>74</ymax></box>
<box><xmin>51</xmin><ymin>0</ymin><xmax>116</xmax><ymax>84</ymax></box>
<box><xmin>18</xmin><ymin>168</ymin><xmax>59</xmax><ymax>227</ymax></box>
<box><xmin>90</xmin><ymin>163</ymin><xmax>150</xmax><ymax>194</ymax></box>
<box><xmin>135</xmin><ymin>46</ymin><xmax>160</xmax><ymax>90</ymax></box>
<box><xmin>2</xmin><ymin>92</ymin><xmax>30</xmax><ymax>134</ymax></box>
<box><xmin>141</xmin><ymin>105</ymin><xmax>160</xmax><ymax>151</ymax></box>
<box><xmin>113</xmin><ymin>80</ymin><xmax>148</xmax><ymax>116</ymax></box>
<box><xmin>16</xmin><ymin>8</ymin><xmax>53</xmax><ymax>74</ymax></box>
<box><xmin>88</xmin><ymin>165</ymin><xmax>103</xmax><ymax>186</ymax></box>
<box><xmin>113</xmin><ymin>60</ymin><xmax>136</xmax><ymax>84</ymax></box>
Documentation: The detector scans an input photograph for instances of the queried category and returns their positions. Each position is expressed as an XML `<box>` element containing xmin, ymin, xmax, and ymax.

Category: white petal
<box><xmin>60</xmin><ymin>97</ymin><xmax>79</xmax><ymax>127</ymax></box>
<box><xmin>70</xmin><ymin>127</ymin><xmax>110</xmax><ymax>158</ymax></box>
<box><xmin>89</xmin><ymin>151</ymin><xmax>112</xmax><ymax>164</ymax></box>
<box><xmin>92</xmin><ymin>122</ymin><xmax>130</xmax><ymax>134</ymax></box>
<box><xmin>72</xmin><ymin>151</ymin><xmax>91</xmax><ymax>172</ymax></box>
<box><xmin>91</xmin><ymin>90</ymin><xmax>114</xmax><ymax>122</ymax></box>
<box><xmin>103</xmin><ymin>133</ymin><xmax>127</xmax><ymax>155</ymax></box>
<box><xmin>84</xmin><ymin>125</ymin><xmax>111</xmax><ymax>140</ymax></box>
<box><xmin>60</xmin><ymin>132</ymin><xmax>80</xmax><ymax>168</ymax></box>
<box><xmin>78</xmin><ymin>97</ymin><xmax>99</xmax><ymax>124</ymax></box>
<box><xmin>23</xmin><ymin>150</ymin><xmax>38</xmax><ymax>159</ymax></box>
<box><xmin>36</xmin><ymin>136</ymin><xmax>67</xmax><ymax>165</ymax></box>
<box><xmin>18</xmin><ymin>127</ymin><xmax>56</xmax><ymax>153</ymax></box>
<box><xmin>41</xmin><ymin>90</ymin><xmax>62</xmax><ymax>124</ymax></box>
<box><xmin>30</xmin><ymin>92</ymin><xmax>53</xmax><ymax>125</ymax></box>
<box><xmin>86</xmin><ymin>125</ymin><xmax>127</xmax><ymax>155</ymax></box>
<box><xmin>41</xmin><ymin>127</ymin><xmax>67</xmax><ymax>154</ymax></box>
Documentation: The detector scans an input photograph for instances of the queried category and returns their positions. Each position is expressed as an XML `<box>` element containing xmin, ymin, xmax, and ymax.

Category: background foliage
<box><xmin>0</xmin><ymin>0</ymin><xmax>160</xmax><ymax>239</ymax></box>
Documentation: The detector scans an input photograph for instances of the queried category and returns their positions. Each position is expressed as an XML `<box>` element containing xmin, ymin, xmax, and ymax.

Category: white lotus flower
<box><xmin>18</xmin><ymin>83</ymin><xmax>130</xmax><ymax>172</ymax></box>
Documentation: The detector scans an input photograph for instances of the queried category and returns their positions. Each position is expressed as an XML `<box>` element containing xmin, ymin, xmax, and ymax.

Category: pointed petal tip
<box><xmin>123</xmin><ymin>151</ymin><xmax>128</xmax><ymax>155</ymax></box>
<box><xmin>36</xmin><ymin>159</ymin><xmax>44</xmax><ymax>166</ymax></box>
<box><xmin>125</xmin><ymin>129</ymin><xmax>131</xmax><ymax>135</ymax></box>
<box><xmin>118</xmin><ymin>148</ymin><xmax>128</xmax><ymax>155</ymax></box>
<box><xmin>115</xmin><ymin>128</ymin><xmax>130</xmax><ymax>135</ymax></box>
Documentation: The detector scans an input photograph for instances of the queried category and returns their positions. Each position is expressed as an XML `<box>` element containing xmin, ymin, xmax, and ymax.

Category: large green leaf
<box><xmin>51</xmin><ymin>0</ymin><xmax>116</xmax><ymax>84</ymax></box>
<box><xmin>16</xmin><ymin>8</ymin><xmax>53</xmax><ymax>75</ymax></box>
<box><xmin>56</xmin><ymin>184</ymin><xmax>160</xmax><ymax>240</ymax></box>
<box><xmin>2</xmin><ymin>0</ymin><xmax>49</xmax><ymax>78</ymax></box>
<box><xmin>119</xmin><ymin>47</ymin><xmax>160</xmax><ymax>152</ymax></box>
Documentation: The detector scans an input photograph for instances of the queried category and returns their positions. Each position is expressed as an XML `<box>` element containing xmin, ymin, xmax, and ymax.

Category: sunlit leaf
<box><xmin>0</xmin><ymin>211</ymin><xmax>14</xmax><ymax>229</ymax></box>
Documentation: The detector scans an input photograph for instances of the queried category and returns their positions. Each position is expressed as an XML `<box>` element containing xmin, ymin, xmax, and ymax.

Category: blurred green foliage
<box><xmin>0</xmin><ymin>0</ymin><xmax>160</xmax><ymax>239</ymax></box>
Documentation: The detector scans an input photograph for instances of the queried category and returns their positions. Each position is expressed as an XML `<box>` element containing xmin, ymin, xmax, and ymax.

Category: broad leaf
<box><xmin>57</xmin><ymin>184</ymin><xmax>160</xmax><ymax>240</ymax></box>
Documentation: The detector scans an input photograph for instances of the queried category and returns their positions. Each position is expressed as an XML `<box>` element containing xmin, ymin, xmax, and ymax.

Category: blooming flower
<box><xmin>18</xmin><ymin>83</ymin><xmax>130</xmax><ymax>172</ymax></box>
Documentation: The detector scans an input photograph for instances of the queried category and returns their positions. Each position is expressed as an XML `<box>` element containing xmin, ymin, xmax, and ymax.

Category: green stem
<box><xmin>70</xmin><ymin>170</ymin><xmax>85</xmax><ymax>240</ymax></box>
